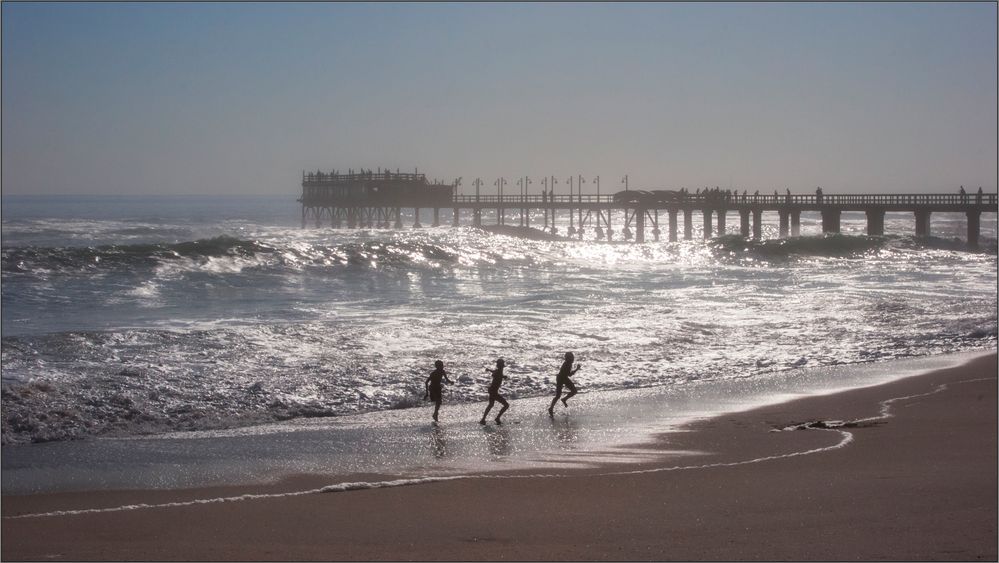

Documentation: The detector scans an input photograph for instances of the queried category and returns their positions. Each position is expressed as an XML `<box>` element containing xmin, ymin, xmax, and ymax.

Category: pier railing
<box><xmin>451</xmin><ymin>193</ymin><xmax>998</xmax><ymax>207</ymax></box>
<box><xmin>303</xmin><ymin>171</ymin><xmax>435</xmax><ymax>184</ymax></box>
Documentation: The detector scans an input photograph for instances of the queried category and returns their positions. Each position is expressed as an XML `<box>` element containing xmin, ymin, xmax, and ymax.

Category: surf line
<box><xmin>5</xmin><ymin>377</ymin><xmax>987</xmax><ymax>520</ymax></box>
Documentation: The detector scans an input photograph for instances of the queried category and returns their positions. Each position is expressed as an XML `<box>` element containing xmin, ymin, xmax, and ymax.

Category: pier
<box><xmin>300</xmin><ymin>170</ymin><xmax>997</xmax><ymax>248</ymax></box>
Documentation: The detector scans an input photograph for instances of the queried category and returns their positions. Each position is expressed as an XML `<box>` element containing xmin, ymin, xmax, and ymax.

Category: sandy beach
<box><xmin>2</xmin><ymin>353</ymin><xmax>995</xmax><ymax>561</ymax></box>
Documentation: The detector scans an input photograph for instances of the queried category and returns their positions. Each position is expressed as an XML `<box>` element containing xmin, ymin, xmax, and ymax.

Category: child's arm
<box><xmin>572</xmin><ymin>363</ymin><xmax>581</xmax><ymax>374</ymax></box>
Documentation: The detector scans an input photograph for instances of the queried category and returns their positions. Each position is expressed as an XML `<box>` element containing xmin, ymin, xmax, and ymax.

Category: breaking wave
<box><xmin>709</xmin><ymin>233</ymin><xmax>997</xmax><ymax>261</ymax></box>
<box><xmin>1</xmin><ymin>236</ymin><xmax>465</xmax><ymax>276</ymax></box>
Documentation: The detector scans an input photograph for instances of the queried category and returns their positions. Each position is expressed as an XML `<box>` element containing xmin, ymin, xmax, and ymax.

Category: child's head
<box><xmin>434</xmin><ymin>360</ymin><xmax>444</xmax><ymax>370</ymax></box>
<box><xmin>496</xmin><ymin>358</ymin><xmax>505</xmax><ymax>368</ymax></box>
<box><xmin>564</xmin><ymin>352</ymin><xmax>574</xmax><ymax>362</ymax></box>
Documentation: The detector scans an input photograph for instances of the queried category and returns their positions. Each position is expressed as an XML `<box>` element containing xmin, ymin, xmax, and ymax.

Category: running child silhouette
<box><xmin>480</xmin><ymin>358</ymin><xmax>509</xmax><ymax>425</ymax></box>
<box><xmin>548</xmin><ymin>352</ymin><xmax>581</xmax><ymax>415</ymax></box>
<box><xmin>424</xmin><ymin>359</ymin><xmax>453</xmax><ymax>422</ymax></box>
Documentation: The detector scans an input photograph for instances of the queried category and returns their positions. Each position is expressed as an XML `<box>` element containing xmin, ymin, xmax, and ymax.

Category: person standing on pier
<box><xmin>425</xmin><ymin>360</ymin><xmax>453</xmax><ymax>422</ymax></box>
<box><xmin>480</xmin><ymin>359</ymin><xmax>510</xmax><ymax>425</ymax></box>
<box><xmin>548</xmin><ymin>352</ymin><xmax>581</xmax><ymax>415</ymax></box>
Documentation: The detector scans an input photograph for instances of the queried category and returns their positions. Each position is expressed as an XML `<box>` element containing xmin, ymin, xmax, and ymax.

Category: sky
<box><xmin>2</xmin><ymin>2</ymin><xmax>996</xmax><ymax>196</ymax></box>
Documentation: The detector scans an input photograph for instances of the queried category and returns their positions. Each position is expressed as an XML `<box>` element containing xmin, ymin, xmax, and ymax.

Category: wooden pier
<box><xmin>300</xmin><ymin>171</ymin><xmax>997</xmax><ymax>248</ymax></box>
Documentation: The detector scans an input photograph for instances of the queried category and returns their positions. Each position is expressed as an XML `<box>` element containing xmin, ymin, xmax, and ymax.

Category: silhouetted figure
<box><xmin>960</xmin><ymin>185</ymin><xmax>967</xmax><ymax>204</ymax></box>
<box><xmin>816</xmin><ymin>186</ymin><xmax>824</xmax><ymax>204</ymax></box>
<box><xmin>542</xmin><ymin>189</ymin><xmax>548</xmax><ymax>204</ymax></box>
<box><xmin>548</xmin><ymin>352</ymin><xmax>581</xmax><ymax>415</ymax></box>
<box><xmin>785</xmin><ymin>188</ymin><xmax>791</xmax><ymax>204</ymax></box>
<box><xmin>480</xmin><ymin>358</ymin><xmax>510</xmax><ymax>424</ymax></box>
<box><xmin>976</xmin><ymin>186</ymin><xmax>983</xmax><ymax>204</ymax></box>
<box><xmin>424</xmin><ymin>360</ymin><xmax>453</xmax><ymax>422</ymax></box>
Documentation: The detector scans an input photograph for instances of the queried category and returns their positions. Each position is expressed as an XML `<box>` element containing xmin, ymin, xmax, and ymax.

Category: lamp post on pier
<box><xmin>494</xmin><ymin>177</ymin><xmax>507</xmax><ymax>225</ymax></box>
<box><xmin>576</xmin><ymin>174</ymin><xmax>586</xmax><ymax>238</ymax></box>
<box><xmin>452</xmin><ymin>177</ymin><xmax>462</xmax><ymax>227</ymax></box>
<box><xmin>472</xmin><ymin>178</ymin><xmax>484</xmax><ymax>226</ymax></box>
<box><xmin>566</xmin><ymin>175</ymin><xmax>576</xmax><ymax>235</ymax></box>
<box><xmin>516</xmin><ymin>176</ymin><xmax>532</xmax><ymax>227</ymax></box>
<box><xmin>594</xmin><ymin>175</ymin><xmax>604</xmax><ymax>239</ymax></box>
<box><xmin>543</xmin><ymin>176</ymin><xmax>558</xmax><ymax>234</ymax></box>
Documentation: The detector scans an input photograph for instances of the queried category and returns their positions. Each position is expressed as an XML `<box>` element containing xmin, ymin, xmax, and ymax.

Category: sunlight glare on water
<box><xmin>1</xmin><ymin>198</ymin><xmax>996</xmax><ymax>447</ymax></box>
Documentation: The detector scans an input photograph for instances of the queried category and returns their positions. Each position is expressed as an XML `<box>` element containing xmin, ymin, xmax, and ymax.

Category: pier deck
<box><xmin>299</xmin><ymin>171</ymin><xmax>996</xmax><ymax>248</ymax></box>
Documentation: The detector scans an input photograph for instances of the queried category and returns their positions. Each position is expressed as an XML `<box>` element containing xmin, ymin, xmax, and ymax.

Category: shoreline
<box><xmin>2</xmin><ymin>352</ymin><xmax>995</xmax><ymax>560</ymax></box>
<box><xmin>2</xmin><ymin>351</ymin><xmax>989</xmax><ymax>496</ymax></box>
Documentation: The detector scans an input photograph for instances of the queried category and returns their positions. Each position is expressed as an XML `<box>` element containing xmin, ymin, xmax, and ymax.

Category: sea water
<box><xmin>1</xmin><ymin>195</ymin><xmax>996</xmax><ymax>492</ymax></box>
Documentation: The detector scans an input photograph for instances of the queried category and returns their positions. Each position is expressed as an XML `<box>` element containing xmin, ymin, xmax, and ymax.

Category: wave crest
<box><xmin>710</xmin><ymin>233</ymin><xmax>996</xmax><ymax>261</ymax></box>
<box><xmin>1</xmin><ymin>236</ymin><xmax>463</xmax><ymax>275</ymax></box>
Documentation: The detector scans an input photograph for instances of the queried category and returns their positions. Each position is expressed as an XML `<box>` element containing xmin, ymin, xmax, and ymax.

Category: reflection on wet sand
<box><xmin>428</xmin><ymin>423</ymin><xmax>448</xmax><ymax>459</ymax></box>
<box><xmin>549</xmin><ymin>414</ymin><xmax>580</xmax><ymax>447</ymax></box>
<box><xmin>483</xmin><ymin>424</ymin><xmax>512</xmax><ymax>458</ymax></box>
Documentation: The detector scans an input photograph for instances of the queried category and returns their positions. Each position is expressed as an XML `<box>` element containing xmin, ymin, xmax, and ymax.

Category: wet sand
<box><xmin>3</xmin><ymin>353</ymin><xmax>996</xmax><ymax>561</ymax></box>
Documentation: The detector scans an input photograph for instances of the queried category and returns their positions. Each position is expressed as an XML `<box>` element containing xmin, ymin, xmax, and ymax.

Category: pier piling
<box><xmin>866</xmin><ymin>210</ymin><xmax>885</xmax><ymax>236</ymax></box>
<box><xmin>967</xmin><ymin>211</ymin><xmax>980</xmax><ymax>249</ymax></box>
<box><xmin>915</xmin><ymin>211</ymin><xmax>931</xmax><ymax>238</ymax></box>
<box><xmin>821</xmin><ymin>209</ymin><xmax>841</xmax><ymax>233</ymax></box>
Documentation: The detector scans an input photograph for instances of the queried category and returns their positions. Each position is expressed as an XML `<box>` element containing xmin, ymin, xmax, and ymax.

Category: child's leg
<box><xmin>548</xmin><ymin>385</ymin><xmax>563</xmax><ymax>413</ymax></box>
<box><xmin>562</xmin><ymin>380</ymin><xmax>577</xmax><ymax>405</ymax></box>
<box><xmin>481</xmin><ymin>398</ymin><xmax>495</xmax><ymax>422</ymax></box>
<box><xmin>495</xmin><ymin>396</ymin><xmax>509</xmax><ymax>421</ymax></box>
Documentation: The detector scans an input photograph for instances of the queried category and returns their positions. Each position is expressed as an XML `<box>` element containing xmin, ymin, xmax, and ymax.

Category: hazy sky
<box><xmin>2</xmin><ymin>2</ymin><xmax>996</xmax><ymax>196</ymax></box>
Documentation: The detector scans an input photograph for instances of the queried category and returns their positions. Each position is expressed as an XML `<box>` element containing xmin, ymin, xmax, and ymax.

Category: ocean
<box><xmin>1</xmin><ymin>194</ymin><xmax>996</xmax><ymax>492</ymax></box>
